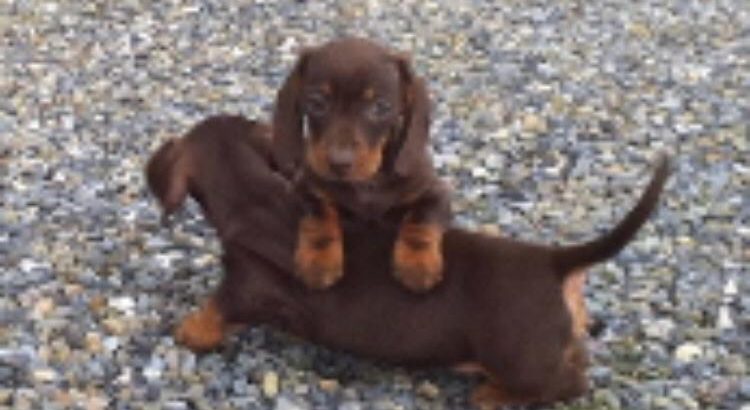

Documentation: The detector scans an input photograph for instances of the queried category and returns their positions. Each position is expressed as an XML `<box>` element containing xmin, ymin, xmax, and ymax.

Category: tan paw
<box><xmin>174</xmin><ymin>300</ymin><xmax>225</xmax><ymax>352</ymax></box>
<box><xmin>393</xmin><ymin>223</ymin><xmax>443</xmax><ymax>292</ymax></box>
<box><xmin>295</xmin><ymin>236</ymin><xmax>344</xmax><ymax>289</ymax></box>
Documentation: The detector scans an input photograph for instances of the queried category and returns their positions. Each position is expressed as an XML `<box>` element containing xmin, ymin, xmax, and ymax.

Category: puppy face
<box><xmin>272</xmin><ymin>38</ymin><xmax>431</xmax><ymax>182</ymax></box>
<box><xmin>301</xmin><ymin>44</ymin><xmax>402</xmax><ymax>181</ymax></box>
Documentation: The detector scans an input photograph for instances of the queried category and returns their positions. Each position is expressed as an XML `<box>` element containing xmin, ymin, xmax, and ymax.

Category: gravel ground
<box><xmin>1</xmin><ymin>1</ymin><xmax>748</xmax><ymax>409</ymax></box>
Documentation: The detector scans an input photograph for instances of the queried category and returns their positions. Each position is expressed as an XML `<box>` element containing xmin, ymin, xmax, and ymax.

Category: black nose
<box><xmin>328</xmin><ymin>149</ymin><xmax>354</xmax><ymax>176</ymax></box>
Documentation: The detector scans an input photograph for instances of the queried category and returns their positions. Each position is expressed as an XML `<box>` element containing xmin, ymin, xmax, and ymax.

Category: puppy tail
<box><xmin>145</xmin><ymin>138</ymin><xmax>191</xmax><ymax>221</ymax></box>
<box><xmin>554</xmin><ymin>154</ymin><xmax>671</xmax><ymax>274</ymax></box>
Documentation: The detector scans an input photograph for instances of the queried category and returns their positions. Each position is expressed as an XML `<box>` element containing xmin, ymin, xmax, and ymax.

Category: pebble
<box><xmin>263</xmin><ymin>371</ymin><xmax>280</xmax><ymax>398</ymax></box>
<box><xmin>674</xmin><ymin>343</ymin><xmax>703</xmax><ymax>363</ymax></box>
<box><xmin>85</xmin><ymin>332</ymin><xmax>104</xmax><ymax>354</ymax></box>
<box><xmin>721</xmin><ymin>354</ymin><xmax>747</xmax><ymax>376</ymax></box>
<box><xmin>32</xmin><ymin>297</ymin><xmax>56</xmax><ymax>319</ymax></box>
<box><xmin>0</xmin><ymin>389</ymin><xmax>10</xmax><ymax>405</ymax></box>
<box><xmin>102</xmin><ymin>317</ymin><xmax>127</xmax><ymax>335</ymax></box>
<box><xmin>415</xmin><ymin>381</ymin><xmax>440</xmax><ymax>399</ymax></box>
<box><xmin>0</xmin><ymin>349</ymin><xmax>32</xmax><ymax>370</ymax></box>
<box><xmin>274</xmin><ymin>396</ymin><xmax>307</xmax><ymax>410</ymax></box>
<box><xmin>108</xmin><ymin>296</ymin><xmax>136</xmax><ymax>315</ymax></box>
<box><xmin>143</xmin><ymin>356</ymin><xmax>164</xmax><ymax>382</ymax></box>
<box><xmin>593</xmin><ymin>388</ymin><xmax>621</xmax><ymax>409</ymax></box>
<box><xmin>643</xmin><ymin>318</ymin><xmax>676</xmax><ymax>341</ymax></box>
<box><xmin>31</xmin><ymin>367</ymin><xmax>58</xmax><ymax>383</ymax></box>
<box><xmin>740</xmin><ymin>378</ymin><xmax>750</xmax><ymax>399</ymax></box>
<box><xmin>521</xmin><ymin>112</ymin><xmax>548</xmax><ymax>134</ymax></box>
<box><xmin>163</xmin><ymin>400</ymin><xmax>189</xmax><ymax>410</ymax></box>
<box><xmin>338</xmin><ymin>402</ymin><xmax>363</xmax><ymax>410</ymax></box>
<box><xmin>319</xmin><ymin>378</ymin><xmax>340</xmax><ymax>393</ymax></box>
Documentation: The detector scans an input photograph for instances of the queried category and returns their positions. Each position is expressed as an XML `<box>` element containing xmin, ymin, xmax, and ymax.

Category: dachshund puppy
<box><xmin>272</xmin><ymin>37</ymin><xmax>451</xmax><ymax>292</ymax></box>
<box><xmin>146</xmin><ymin>115</ymin><xmax>670</xmax><ymax>408</ymax></box>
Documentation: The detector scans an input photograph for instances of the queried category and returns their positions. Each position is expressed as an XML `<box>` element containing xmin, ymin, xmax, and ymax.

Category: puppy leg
<box><xmin>294</xmin><ymin>199</ymin><xmax>344</xmax><ymax>289</ymax></box>
<box><xmin>470</xmin><ymin>380</ymin><xmax>520</xmax><ymax>410</ymax></box>
<box><xmin>393</xmin><ymin>188</ymin><xmax>450</xmax><ymax>292</ymax></box>
<box><xmin>393</xmin><ymin>222</ymin><xmax>444</xmax><ymax>291</ymax></box>
<box><xmin>174</xmin><ymin>297</ymin><xmax>228</xmax><ymax>352</ymax></box>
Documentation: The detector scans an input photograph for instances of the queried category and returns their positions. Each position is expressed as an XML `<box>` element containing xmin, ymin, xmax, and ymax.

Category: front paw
<box><xmin>393</xmin><ymin>224</ymin><xmax>444</xmax><ymax>292</ymax></box>
<box><xmin>295</xmin><ymin>236</ymin><xmax>344</xmax><ymax>290</ymax></box>
<box><xmin>174</xmin><ymin>300</ymin><xmax>226</xmax><ymax>352</ymax></box>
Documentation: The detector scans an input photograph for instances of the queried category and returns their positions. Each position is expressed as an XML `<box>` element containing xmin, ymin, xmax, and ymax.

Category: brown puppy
<box><xmin>146</xmin><ymin>115</ymin><xmax>670</xmax><ymax>408</ymax></box>
<box><xmin>272</xmin><ymin>37</ymin><xmax>451</xmax><ymax>292</ymax></box>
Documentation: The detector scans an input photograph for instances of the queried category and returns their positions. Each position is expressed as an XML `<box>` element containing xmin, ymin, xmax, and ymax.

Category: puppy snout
<box><xmin>327</xmin><ymin>148</ymin><xmax>354</xmax><ymax>176</ymax></box>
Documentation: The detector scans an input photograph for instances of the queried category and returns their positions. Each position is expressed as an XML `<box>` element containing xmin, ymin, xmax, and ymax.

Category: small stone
<box><xmin>274</xmin><ymin>396</ymin><xmax>306</xmax><ymax>410</ymax></box>
<box><xmin>592</xmin><ymin>388</ymin><xmax>621</xmax><ymax>410</ymax></box>
<box><xmin>33</xmin><ymin>297</ymin><xmax>55</xmax><ymax>319</ymax></box>
<box><xmin>478</xmin><ymin>224</ymin><xmax>501</xmax><ymax>236</ymax></box>
<box><xmin>723</xmin><ymin>278</ymin><xmax>738</xmax><ymax>298</ymax></box>
<box><xmin>143</xmin><ymin>357</ymin><xmax>164</xmax><ymax>382</ymax></box>
<box><xmin>319</xmin><ymin>378</ymin><xmax>339</xmax><ymax>393</ymax></box>
<box><xmin>262</xmin><ymin>371</ymin><xmax>280</xmax><ymax>398</ymax></box>
<box><xmin>739</xmin><ymin>378</ymin><xmax>750</xmax><ymax>399</ymax></box>
<box><xmin>628</xmin><ymin>22</ymin><xmax>652</xmax><ymax>39</ymax></box>
<box><xmin>491</xmin><ymin>127</ymin><xmax>510</xmax><ymax>140</ymax></box>
<box><xmin>85</xmin><ymin>332</ymin><xmax>103</xmax><ymax>353</ymax></box>
<box><xmin>521</xmin><ymin>113</ymin><xmax>547</xmax><ymax>134</ymax></box>
<box><xmin>85</xmin><ymin>395</ymin><xmax>109</xmax><ymax>410</ymax></box>
<box><xmin>722</xmin><ymin>354</ymin><xmax>747</xmax><ymax>376</ymax></box>
<box><xmin>670</xmin><ymin>388</ymin><xmax>699</xmax><ymax>410</ymax></box>
<box><xmin>89</xmin><ymin>295</ymin><xmax>107</xmax><ymax>315</ymax></box>
<box><xmin>102</xmin><ymin>317</ymin><xmax>127</xmax><ymax>335</ymax></box>
<box><xmin>115</xmin><ymin>367</ymin><xmax>132</xmax><ymax>385</ymax></box>
<box><xmin>163</xmin><ymin>400</ymin><xmax>188</xmax><ymax>410</ymax></box>
<box><xmin>108</xmin><ymin>296</ymin><xmax>136</xmax><ymax>315</ymax></box>
<box><xmin>717</xmin><ymin>305</ymin><xmax>734</xmax><ymax>330</ymax></box>
<box><xmin>338</xmin><ymin>402</ymin><xmax>362</xmax><ymax>410</ymax></box>
<box><xmin>31</xmin><ymin>367</ymin><xmax>58</xmax><ymax>383</ymax></box>
<box><xmin>103</xmin><ymin>336</ymin><xmax>119</xmax><ymax>354</ymax></box>
<box><xmin>0</xmin><ymin>349</ymin><xmax>32</xmax><ymax>369</ymax></box>
<box><xmin>674</xmin><ymin>343</ymin><xmax>702</xmax><ymax>363</ymax></box>
<box><xmin>651</xmin><ymin>396</ymin><xmax>672</xmax><ymax>409</ymax></box>
<box><xmin>642</xmin><ymin>318</ymin><xmax>675</xmax><ymax>341</ymax></box>
<box><xmin>0</xmin><ymin>388</ymin><xmax>10</xmax><ymax>404</ymax></box>
<box><xmin>416</xmin><ymin>381</ymin><xmax>440</xmax><ymax>399</ymax></box>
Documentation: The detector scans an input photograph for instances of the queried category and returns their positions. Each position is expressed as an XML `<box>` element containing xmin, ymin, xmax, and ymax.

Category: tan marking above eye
<box><xmin>363</xmin><ymin>87</ymin><xmax>375</xmax><ymax>100</ymax></box>
<box><xmin>320</xmin><ymin>83</ymin><xmax>332</xmax><ymax>95</ymax></box>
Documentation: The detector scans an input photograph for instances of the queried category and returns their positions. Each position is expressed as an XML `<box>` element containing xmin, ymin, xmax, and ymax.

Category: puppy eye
<box><xmin>366</xmin><ymin>99</ymin><xmax>392</xmax><ymax>121</ymax></box>
<box><xmin>304</xmin><ymin>93</ymin><xmax>329</xmax><ymax>117</ymax></box>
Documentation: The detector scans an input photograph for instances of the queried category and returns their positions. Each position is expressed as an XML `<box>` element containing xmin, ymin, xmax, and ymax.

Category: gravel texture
<box><xmin>1</xmin><ymin>1</ymin><xmax>748</xmax><ymax>409</ymax></box>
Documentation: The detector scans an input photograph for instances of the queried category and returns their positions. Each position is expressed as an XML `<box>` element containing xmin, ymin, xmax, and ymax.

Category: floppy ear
<box><xmin>272</xmin><ymin>50</ymin><xmax>312</xmax><ymax>175</ymax></box>
<box><xmin>145</xmin><ymin>139</ymin><xmax>191</xmax><ymax>219</ymax></box>
<box><xmin>392</xmin><ymin>54</ymin><xmax>432</xmax><ymax>176</ymax></box>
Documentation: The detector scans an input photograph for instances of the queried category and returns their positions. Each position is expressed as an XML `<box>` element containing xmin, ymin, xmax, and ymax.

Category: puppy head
<box><xmin>272</xmin><ymin>37</ymin><xmax>431</xmax><ymax>182</ymax></box>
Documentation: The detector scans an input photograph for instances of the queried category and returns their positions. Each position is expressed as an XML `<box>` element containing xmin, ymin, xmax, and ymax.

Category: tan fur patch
<box><xmin>393</xmin><ymin>223</ymin><xmax>444</xmax><ymax>292</ymax></box>
<box><xmin>305</xmin><ymin>140</ymin><xmax>330</xmax><ymax>177</ymax></box>
<box><xmin>174</xmin><ymin>298</ymin><xmax>225</xmax><ymax>352</ymax></box>
<box><xmin>295</xmin><ymin>202</ymin><xmax>344</xmax><ymax>289</ymax></box>
<box><xmin>562</xmin><ymin>270</ymin><xmax>588</xmax><ymax>339</ymax></box>
<box><xmin>305</xmin><ymin>137</ymin><xmax>386</xmax><ymax>181</ymax></box>
<box><xmin>363</xmin><ymin>87</ymin><xmax>375</xmax><ymax>100</ymax></box>
<box><xmin>350</xmin><ymin>137</ymin><xmax>385</xmax><ymax>180</ymax></box>
<box><xmin>470</xmin><ymin>379</ymin><xmax>524</xmax><ymax>409</ymax></box>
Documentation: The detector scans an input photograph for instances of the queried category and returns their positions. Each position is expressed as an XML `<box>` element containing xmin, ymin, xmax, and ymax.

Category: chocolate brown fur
<box><xmin>147</xmin><ymin>115</ymin><xmax>670</xmax><ymax>408</ymax></box>
<box><xmin>272</xmin><ymin>37</ymin><xmax>451</xmax><ymax>292</ymax></box>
